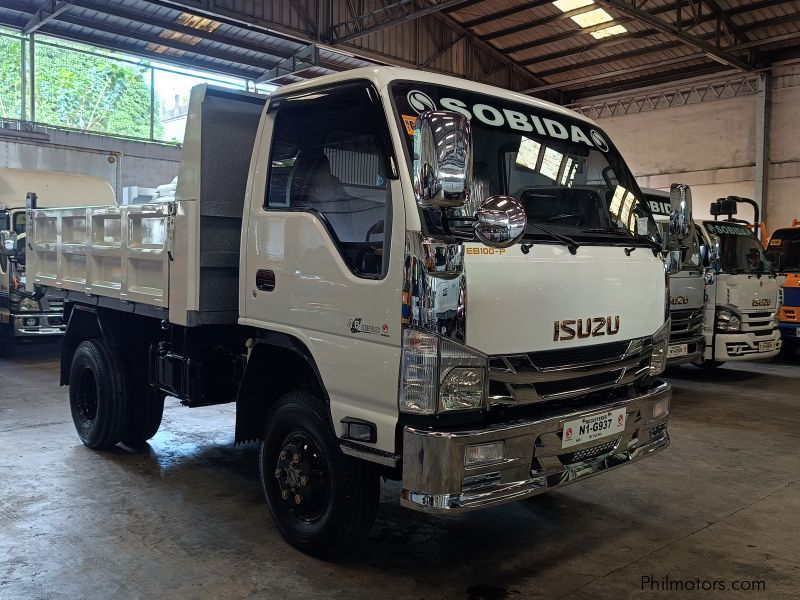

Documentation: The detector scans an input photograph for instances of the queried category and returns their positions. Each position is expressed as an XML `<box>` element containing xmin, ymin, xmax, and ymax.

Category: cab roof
<box><xmin>272</xmin><ymin>66</ymin><xmax>596</xmax><ymax>127</ymax></box>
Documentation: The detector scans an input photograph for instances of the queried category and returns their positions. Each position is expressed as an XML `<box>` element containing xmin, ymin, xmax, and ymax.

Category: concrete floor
<box><xmin>1</xmin><ymin>341</ymin><xmax>798</xmax><ymax>600</ymax></box>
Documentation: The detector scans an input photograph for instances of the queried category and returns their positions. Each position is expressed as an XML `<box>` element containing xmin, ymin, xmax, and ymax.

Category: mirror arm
<box><xmin>438</xmin><ymin>210</ymin><xmax>478</xmax><ymax>241</ymax></box>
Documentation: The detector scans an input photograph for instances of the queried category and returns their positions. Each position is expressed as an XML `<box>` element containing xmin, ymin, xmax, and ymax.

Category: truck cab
<box><xmin>643</xmin><ymin>189</ymin><xmax>706</xmax><ymax>366</ymax></box>
<box><xmin>0</xmin><ymin>168</ymin><xmax>116</xmax><ymax>356</ymax></box>
<box><xmin>12</xmin><ymin>68</ymin><xmax>688</xmax><ymax>557</ymax></box>
<box><xmin>698</xmin><ymin>220</ymin><xmax>781</xmax><ymax>365</ymax></box>
<box><xmin>765</xmin><ymin>221</ymin><xmax>800</xmax><ymax>355</ymax></box>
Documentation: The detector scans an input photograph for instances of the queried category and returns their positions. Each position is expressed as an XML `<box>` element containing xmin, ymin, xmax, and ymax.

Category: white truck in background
<box><xmin>697</xmin><ymin>216</ymin><xmax>781</xmax><ymax>366</ymax></box>
<box><xmin>643</xmin><ymin>189</ymin><xmax>706</xmax><ymax>367</ymax></box>
<box><xmin>3</xmin><ymin>68</ymin><xmax>690</xmax><ymax>557</ymax></box>
<box><xmin>0</xmin><ymin>168</ymin><xmax>116</xmax><ymax>356</ymax></box>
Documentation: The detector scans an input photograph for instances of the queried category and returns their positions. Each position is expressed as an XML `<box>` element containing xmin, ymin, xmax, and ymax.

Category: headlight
<box><xmin>18</xmin><ymin>297</ymin><xmax>41</xmax><ymax>312</ymax></box>
<box><xmin>649</xmin><ymin>320</ymin><xmax>670</xmax><ymax>376</ymax></box>
<box><xmin>715</xmin><ymin>307</ymin><xmax>741</xmax><ymax>332</ymax></box>
<box><xmin>399</xmin><ymin>329</ymin><xmax>487</xmax><ymax>414</ymax></box>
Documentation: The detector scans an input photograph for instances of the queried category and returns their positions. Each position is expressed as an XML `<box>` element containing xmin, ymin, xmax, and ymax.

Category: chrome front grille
<box><xmin>44</xmin><ymin>296</ymin><xmax>64</xmax><ymax>312</ymax></box>
<box><xmin>741</xmin><ymin>310</ymin><xmax>776</xmax><ymax>333</ymax></box>
<box><xmin>669</xmin><ymin>307</ymin><xmax>704</xmax><ymax>342</ymax></box>
<box><xmin>488</xmin><ymin>338</ymin><xmax>652</xmax><ymax>406</ymax></box>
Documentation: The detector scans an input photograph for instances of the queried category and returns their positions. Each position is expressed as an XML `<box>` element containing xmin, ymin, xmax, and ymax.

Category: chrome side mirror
<box><xmin>413</xmin><ymin>110</ymin><xmax>472</xmax><ymax>209</ymax></box>
<box><xmin>669</xmin><ymin>183</ymin><xmax>693</xmax><ymax>241</ymax></box>
<box><xmin>708</xmin><ymin>233</ymin><xmax>722</xmax><ymax>272</ymax></box>
<box><xmin>474</xmin><ymin>195</ymin><xmax>527</xmax><ymax>248</ymax></box>
<box><xmin>0</xmin><ymin>230</ymin><xmax>18</xmax><ymax>257</ymax></box>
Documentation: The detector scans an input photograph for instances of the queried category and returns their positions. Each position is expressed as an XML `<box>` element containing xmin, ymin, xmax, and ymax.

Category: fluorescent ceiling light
<box><xmin>159</xmin><ymin>30</ymin><xmax>202</xmax><ymax>45</ymax></box>
<box><xmin>552</xmin><ymin>2</ymin><xmax>627</xmax><ymax>39</ymax></box>
<box><xmin>175</xmin><ymin>12</ymin><xmax>222</xmax><ymax>33</ymax></box>
<box><xmin>145</xmin><ymin>42</ymin><xmax>187</xmax><ymax>57</ymax></box>
<box><xmin>571</xmin><ymin>8</ymin><xmax>613</xmax><ymax>28</ymax></box>
<box><xmin>553</xmin><ymin>0</ymin><xmax>595</xmax><ymax>10</ymax></box>
<box><xmin>591</xmin><ymin>24</ymin><xmax>628</xmax><ymax>39</ymax></box>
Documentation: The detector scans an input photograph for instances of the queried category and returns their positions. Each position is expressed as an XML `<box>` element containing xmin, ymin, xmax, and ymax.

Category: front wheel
<box><xmin>259</xmin><ymin>391</ymin><xmax>379</xmax><ymax>558</ymax></box>
<box><xmin>694</xmin><ymin>359</ymin><xmax>725</xmax><ymax>369</ymax></box>
<box><xmin>0</xmin><ymin>323</ymin><xmax>16</xmax><ymax>358</ymax></box>
<box><xmin>778</xmin><ymin>339</ymin><xmax>797</xmax><ymax>360</ymax></box>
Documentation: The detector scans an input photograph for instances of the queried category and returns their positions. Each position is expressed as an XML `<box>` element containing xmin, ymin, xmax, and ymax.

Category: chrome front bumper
<box><xmin>707</xmin><ymin>330</ymin><xmax>781</xmax><ymax>361</ymax></box>
<box><xmin>12</xmin><ymin>313</ymin><xmax>66</xmax><ymax>337</ymax></box>
<box><xmin>401</xmin><ymin>381</ymin><xmax>671</xmax><ymax>513</ymax></box>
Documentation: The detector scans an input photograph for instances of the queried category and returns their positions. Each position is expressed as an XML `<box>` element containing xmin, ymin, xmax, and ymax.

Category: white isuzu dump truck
<box><xmin>643</xmin><ymin>189</ymin><xmax>707</xmax><ymax>366</ymax></box>
<box><xmin>2</xmin><ymin>68</ymin><xmax>685</xmax><ymax>557</ymax></box>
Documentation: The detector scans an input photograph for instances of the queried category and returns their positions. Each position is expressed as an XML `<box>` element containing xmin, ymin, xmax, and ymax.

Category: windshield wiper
<box><xmin>582</xmin><ymin>226</ymin><xmax>662</xmax><ymax>253</ymax></box>
<box><xmin>521</xmin><ymin>224</ymin><xmax>580</xmax><ymax>255</ymax></box>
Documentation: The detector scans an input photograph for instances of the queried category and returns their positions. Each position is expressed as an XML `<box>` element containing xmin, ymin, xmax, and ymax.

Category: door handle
<box><xmin>256</xmin><ymin>269</ymin><xmax>276</xmax><ymax>292</ymax></box>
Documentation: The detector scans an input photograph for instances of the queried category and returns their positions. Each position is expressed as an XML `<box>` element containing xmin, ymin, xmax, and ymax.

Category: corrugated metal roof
<box><xmin>0</xmin><ymin>0</ymin><xmax>373</xmax><ymax>84</ymax></box>
<box><xmin>448</xmin><ymin>0</ymin><xmax>800</xmax><ymax>97</ymax></box>
<box><xmin>0</xmin><ymin>0</ymin><xmax>798</xmax><ymax>99</ymax></box>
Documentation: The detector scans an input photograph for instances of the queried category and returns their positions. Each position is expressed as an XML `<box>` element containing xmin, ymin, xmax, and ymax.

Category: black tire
<box><xmin>694</xmin><ymin>359</ymin><xmax>725</xmax><ymax>369</ymax></box>
<box><xmin>0</xmin><ymin>323</ymin><xmax>15</xmax><ymax>358</ymax></box>
<box><xmin>778</xmin><ymin>339</ymin><xmax>797</xmax><ymax>359</ymax></box>
<box><xmin>122</xmin><ymin>388</ymin><xmax>165</xmax><ymax>446</ymax></box>
<box><xmin>259</xmin><ymin>391</ymin><xmax>379</xmax><ymax>558</ymax></box>
<box><xmin>68</xmin><ymin>339</ymin><xmax>129</xmax><ymax>449</ymax></box>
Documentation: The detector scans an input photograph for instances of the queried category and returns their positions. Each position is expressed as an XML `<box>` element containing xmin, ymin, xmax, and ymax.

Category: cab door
<box><xmin>240</xmin><ymin>81</ymin><xmax>406</xmax><ymax>453</ymax></box>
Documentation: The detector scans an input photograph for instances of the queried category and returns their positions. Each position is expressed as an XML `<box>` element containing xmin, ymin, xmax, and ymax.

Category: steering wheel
<box><xmin>355</xmin><ymin>220</ymin><xmax>385</xmax><ymax>274</ymax></box>
<box><xmin>545</xmin><ymin>213</ymin><xmax>585</xmax><ymax>226</ymax></box>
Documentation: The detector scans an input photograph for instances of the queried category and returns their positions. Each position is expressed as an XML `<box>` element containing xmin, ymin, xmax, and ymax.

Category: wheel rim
<box><xmin>273</xmin><ymin>431</ymin><xmax>328</xmax><ymax>522</ymax></box>
<box><xmin>76</xmin><ymin>370</ymin><xmax>99</xmax><ymax>423</ymax></box>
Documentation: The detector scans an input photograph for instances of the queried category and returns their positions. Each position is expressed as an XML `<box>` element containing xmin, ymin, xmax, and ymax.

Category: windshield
<box><xmin>766</xmin><ymin>228</ymin><xmax>800</xmax><ymax>272</ymax></box>
<box><xmin>391</xmin><ymin>82</ymin><xmax>661</xmax><ymax>247</ymax></box>
<box><xmin>704</xmin><ymin>222</ymin><xmax>772</xmax><ymax>274</ymax></box>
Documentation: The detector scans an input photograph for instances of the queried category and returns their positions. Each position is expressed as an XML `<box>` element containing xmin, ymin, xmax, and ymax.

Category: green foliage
<box><xmin>0</xmin><ymin>36</ymin><xmax>23</xmax><ymax>119</ymax></box>
<box><xmin>0</xmin><ymin>35</ymin><xmax>163</xmax><ymax>139</ymax></box>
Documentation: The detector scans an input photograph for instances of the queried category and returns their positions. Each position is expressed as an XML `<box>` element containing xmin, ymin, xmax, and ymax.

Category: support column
<box><xmin>755</xmin><ymin>73</ymin><xmax>772</xmax><ymax>228</ymax></box>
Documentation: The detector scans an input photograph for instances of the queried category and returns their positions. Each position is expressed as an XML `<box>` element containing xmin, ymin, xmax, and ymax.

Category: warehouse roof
<box><xmin>1</xmin><ymin>1</ymin><xmax>799</xmax><ymax>100</ymax></box>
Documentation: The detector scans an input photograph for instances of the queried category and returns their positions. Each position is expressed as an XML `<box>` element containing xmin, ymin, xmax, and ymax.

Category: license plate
<box><xmin>562</xmin><ymin>407</ymin><xmax>626</xmax><ymax>449</ymax></box>
<box><xmin>759</xmin><ymin>341</ymin><xmax>776</xmax><ymax>352</ymax></box>
<box><xmin>668</xmin><ymin>343</ymin><xmax>689</xmax><ymax>358</ymax></box>
<box><xmin>796</xmin><ymin>327</ymin><xmax>800</xmax><ymax>336</ymax></box>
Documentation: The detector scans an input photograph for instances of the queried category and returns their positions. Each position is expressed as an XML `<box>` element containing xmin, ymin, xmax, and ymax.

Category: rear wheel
<box><xmin>122</xmin><ymin>387</ymin><xmax>165</xmax><ymax>446</ymax></box>
<box><xmin>259</xmin><ymin>391</ymin><xmax>379</xmax><ymax>558</ymax></box>
<box><xmin>68</xmin><ymin>339</ymin><xmax>128</xmax><ymax>449</ymax></box>
<box><xmin>0</xmin><ymin>323</ymin><xmax>16</xmax><ymax>358</ymax></box>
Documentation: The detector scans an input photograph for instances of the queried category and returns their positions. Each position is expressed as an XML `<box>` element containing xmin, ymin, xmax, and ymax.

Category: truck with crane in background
<box><xmin>694</xmin><ymin>196</ymin><xmax>781</xmax><ymax>367</ymax></box>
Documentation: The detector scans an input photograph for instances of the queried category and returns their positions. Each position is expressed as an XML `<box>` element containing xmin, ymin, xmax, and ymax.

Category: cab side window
<box><xmin>265</xmin><ymin>83</ymin><xmax>393</xmax><ymax>278</ymax></box>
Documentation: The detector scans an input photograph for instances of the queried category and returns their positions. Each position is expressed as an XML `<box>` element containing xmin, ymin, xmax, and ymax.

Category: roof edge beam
<box><xmin>23</xmin><ymin>0</ymin><xmax>72</xmax><ymax>33</ymax></box>
<box><xmin>328</xmin><ymin>0</ymin><xmax>475</xmax><ymax>44</ymax></box>
<box><xmin>256</xmin><ymin>44</ymin><xmax>319</xmax><ymax>83</ymax></box>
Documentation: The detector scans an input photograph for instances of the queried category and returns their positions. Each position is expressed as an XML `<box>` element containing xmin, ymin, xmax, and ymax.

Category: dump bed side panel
<box><xmin>28</xmin><ymin>203</ymin><xmax>172</xmax><ymax>308</ymax></box>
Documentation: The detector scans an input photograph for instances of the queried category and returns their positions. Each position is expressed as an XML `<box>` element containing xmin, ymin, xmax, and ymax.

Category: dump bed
<box><xmin>26</xmin><ymin>85</ymin><xmax>267</xmax><ymax>326</ymax></box>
